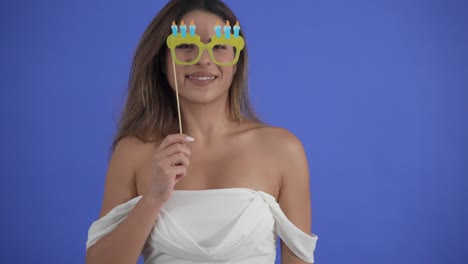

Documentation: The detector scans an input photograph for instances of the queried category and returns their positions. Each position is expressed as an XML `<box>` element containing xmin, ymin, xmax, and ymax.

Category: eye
<box><xmin>176</xmin><ymin>43</ymin><xmax>195</xmax><ymax>49</ymax></box>
<box><xmin>214</xmin><ymin>44</ymin><xmax>227</xmax><ymax>50</ymax></box>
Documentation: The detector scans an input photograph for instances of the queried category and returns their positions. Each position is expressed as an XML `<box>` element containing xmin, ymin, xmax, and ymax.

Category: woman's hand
<box><xmin>143</xmin><ymin>133</ymin><xmax>194</xmax><ymax>203</ymax></box>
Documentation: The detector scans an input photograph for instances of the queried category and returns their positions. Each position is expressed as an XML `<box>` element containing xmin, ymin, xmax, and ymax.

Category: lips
<box><xmin>186</xmin><ymin>72</ymin><xmax>217</xmax><ymax>87</ymax></box>
<box><xmin>186</xmin><ymin>72</ymin><xmax>217</xmax><ymax>79</ymax></box>
<box><xmin>188</xmin><ymin>76</ymin><xmax>216</xmax><ymax>80</ymax></box>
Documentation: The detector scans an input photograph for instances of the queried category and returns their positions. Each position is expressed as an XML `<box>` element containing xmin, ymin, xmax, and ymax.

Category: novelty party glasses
<box><xmin>167</xmin><ymin>20</ymin><xmax>244</xmax><ymax>66</ymax></box>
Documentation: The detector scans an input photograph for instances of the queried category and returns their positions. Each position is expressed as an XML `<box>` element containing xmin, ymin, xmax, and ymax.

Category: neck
<box><xmin>177</xmin><ymin>95</ymin><xmax>236</xmax><ymax>146</ymax></box>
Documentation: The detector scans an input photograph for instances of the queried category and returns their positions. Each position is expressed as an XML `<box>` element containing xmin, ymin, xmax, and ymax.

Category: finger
<box><xmin>157</xmin><ymin>134</ymin><xmax>194</xmax><ymax>151</ymax></box>
<box><xmin>175</xmin><ymin>172</ymin><xmax>187</xmax><ymax>182</ymax></box>
<box><xmin>158</xmin><ymin>143</ymin><xmax>191</xmax><ymax>158</ymax></box>
<box><xmin>166</xmin><ymin>153</ymin><xmax>190</xmax><ymax>167</ymax></box>
<box><xmin>168</xmin><ymin>166</ymin><xmax>187</xmax><ymax>178</ymax></box>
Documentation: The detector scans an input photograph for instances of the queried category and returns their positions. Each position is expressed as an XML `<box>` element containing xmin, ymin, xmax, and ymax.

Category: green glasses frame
<box><xmin>166</xmin><ymin>34</ymin><xmax>245</xmax><ymax>66</ymax></box>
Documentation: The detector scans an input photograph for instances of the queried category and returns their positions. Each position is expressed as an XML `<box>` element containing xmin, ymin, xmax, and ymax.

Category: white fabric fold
<box><xmin>86</xmin><ymin>188</ymin><xmax>318</xmax><ymax>264</ymax></box>
<box><xmin>86</xmin><ymin>195</ymin><xmax>141</xmax><ymax>250</ymax></box>
<box><xmin>257</xmin><ymin>191</ymin><xmax>318</xmax><ymax>263</ymax></box>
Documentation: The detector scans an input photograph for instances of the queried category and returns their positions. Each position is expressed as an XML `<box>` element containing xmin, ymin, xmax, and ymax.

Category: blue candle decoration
<box><xmin>189</xmin><ymin>20</ymin><xmax>196</xmax><ymax>36</ymax></box>
<box><xmin>233</xmin><ymin>21</ymin><xmax>240</xmax><ymax>38</ymax></box>
<box><xmin>215</xmin><ymin>20</ymin><xmax>222</xmax><ymax>38</ymax></box>
<box><xmin>223</xmin><ymin>20</ymin><xmax>231</xmax><ymax>39</ymax></box>
<box><xmin>180</xmin><ymin>20</ymin><xmax>187</xmax><ymax>38</ymax></box>
<box><xmin>171</xmin><ymin>21</ymin><xmax>178</xmax><ymax>36</ymax></box>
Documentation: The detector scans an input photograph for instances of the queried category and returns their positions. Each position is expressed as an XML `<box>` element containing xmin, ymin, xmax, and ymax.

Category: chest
<box><xmin>136</xmin><ymin>140</ymin><xmax>281</xmax><ymax>197</ymax></box>
<box><xmin>174</xmin><ymin>144</ymin><xmax>280</xmax><ymax>197</ymax></box>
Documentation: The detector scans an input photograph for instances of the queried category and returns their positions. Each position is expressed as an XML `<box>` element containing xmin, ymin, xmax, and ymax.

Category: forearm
<box><xmin>86</xmin><ymin>196</ymin><xmax>164</xmax><ymax>264</ymax></box>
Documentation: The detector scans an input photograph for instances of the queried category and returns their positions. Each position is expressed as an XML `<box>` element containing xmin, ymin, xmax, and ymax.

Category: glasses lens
<box><xmin>212</xmin><ymin>44</ymin><xmax>236</xmax><ymax>65</ymax></box>
<box><xmin>174</xmin><ymin>43</ymin><xmax>200</xmax><ymax>64</ymax></box>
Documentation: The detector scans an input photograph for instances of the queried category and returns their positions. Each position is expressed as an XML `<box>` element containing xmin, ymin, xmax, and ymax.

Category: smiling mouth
<box><xmin>185</xmin><ymin>72</ymin><xmax>218</xmax><ymax>87</ymax></box>
<box><xmin>187</xmin><ymin>76</ymin><xmax>217</xmax><ymax>80</ymax></box>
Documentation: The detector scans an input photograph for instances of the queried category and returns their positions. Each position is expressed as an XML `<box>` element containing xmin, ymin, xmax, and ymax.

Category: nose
<box><xmin>196</xmin><ymin>48</ymin><xmax>212</xmax><ymax>65</ymax></box>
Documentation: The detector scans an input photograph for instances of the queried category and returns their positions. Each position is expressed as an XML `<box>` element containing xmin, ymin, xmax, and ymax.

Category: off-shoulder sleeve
<box><xmin>258</xmin><ymin>191</ymin><xmax>318</xmax><ymax>263</ymax></box>
<box><xmin>85</xmin><ymin>196</ymin><xmax>143</xmax><ymax>250</ymax></box>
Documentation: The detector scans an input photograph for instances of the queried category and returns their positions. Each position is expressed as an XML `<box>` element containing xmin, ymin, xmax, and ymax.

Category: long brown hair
<box><xmin>111</xmin><ymin>0</ymin><xmax>260</xmax><ymax>153</ymax></box>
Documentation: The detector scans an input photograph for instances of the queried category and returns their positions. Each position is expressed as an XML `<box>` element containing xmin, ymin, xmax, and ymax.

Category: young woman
<box><xmin>86</xmin><ymin>0</ymin><xmax>318</xmax><ymax>263</ymax></box>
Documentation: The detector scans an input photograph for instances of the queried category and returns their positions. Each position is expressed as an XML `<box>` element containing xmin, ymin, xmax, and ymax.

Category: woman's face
<box><xmin>165</xmin><ymin>10</ymin><xmax>237</xmax><ymax>105</ymax></box>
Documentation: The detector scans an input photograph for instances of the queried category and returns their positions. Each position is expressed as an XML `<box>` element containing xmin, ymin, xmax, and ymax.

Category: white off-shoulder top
<box><xmin>86</xmin><ymin>188</ymin><xmax>318</xmax><ymax>264</ymax></box>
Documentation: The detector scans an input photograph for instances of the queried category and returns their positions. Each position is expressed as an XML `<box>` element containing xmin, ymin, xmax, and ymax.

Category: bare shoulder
<box><xmin>250</xmin><ymin>124</ymin><xmax>310</xmax><ymax>193</ymax></box>
<box><xmin>99</xmin><ymin>136</ymin><xmax>155</xmax><ymax>217</ymax></box>
<box><xmin>250</xmin><ymin>124</ymin><xmax>306</xmax><ymax>156</ymax></box>
<box><xmin>113</xmin><ymin>136</ymin><xmax>157</xmax><ymax>165</ymax></box>
<box><xmin>247</xmin><ymin>124</ymin><xmax>307</xmax><ymax>175</ymax></box>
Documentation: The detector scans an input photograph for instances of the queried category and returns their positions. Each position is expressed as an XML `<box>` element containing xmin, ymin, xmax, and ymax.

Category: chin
<box><xmin>179</xmin><ymin>89</ymin><xmax>229</xmax><ymax>105</ymax></box>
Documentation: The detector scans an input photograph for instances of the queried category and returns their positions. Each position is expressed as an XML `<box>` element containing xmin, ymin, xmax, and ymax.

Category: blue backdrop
<box><xmin>1</xmin><ymin>0</ymin><xmax>467</xmax><ymax>263</ymax></box>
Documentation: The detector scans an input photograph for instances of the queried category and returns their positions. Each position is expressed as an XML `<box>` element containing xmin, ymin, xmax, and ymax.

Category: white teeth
<box><xmin>188</xmin><ymin>76</ymin><xmax>215</xmax><ymax>80</ymax></box>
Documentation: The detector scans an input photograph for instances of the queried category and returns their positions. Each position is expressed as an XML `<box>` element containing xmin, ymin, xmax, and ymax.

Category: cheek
<box><xmin>222</xmin><ymin>67</ymin><xmax>236</xmax><ymax>82</ymax></box>
<box><xmin>217</xmin><ymin>67</ymin><xmax>235</xmax><ymax>91</ymax></box>
<box><xmin>230</xmin><ymin>69</ymin><xmax>236</xmax><ymax>81</ymax></box>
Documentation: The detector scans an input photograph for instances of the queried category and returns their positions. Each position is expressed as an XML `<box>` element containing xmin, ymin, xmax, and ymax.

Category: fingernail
<box><xmin>186</xmin><ymin>136</ymin><xmax>195</xmax><ymax>142</ymax></box>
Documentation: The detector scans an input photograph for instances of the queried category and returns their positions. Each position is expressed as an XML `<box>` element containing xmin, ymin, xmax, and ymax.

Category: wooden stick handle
<box><xmin>172</xmin><ymin>58</ymin><xmax>183</xmax><ymax>134</ymax></box>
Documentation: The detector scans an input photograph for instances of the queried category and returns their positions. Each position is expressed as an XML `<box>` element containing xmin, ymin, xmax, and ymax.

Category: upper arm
<box><xmin>276</xmin><ymin>129</ymin><xmax>312</xmax><ymax>263</ymax></box>
<box><xmin>98</xmin><ymin>137</ymin><xmax>140</xmax><ymax>218</ymax></box>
